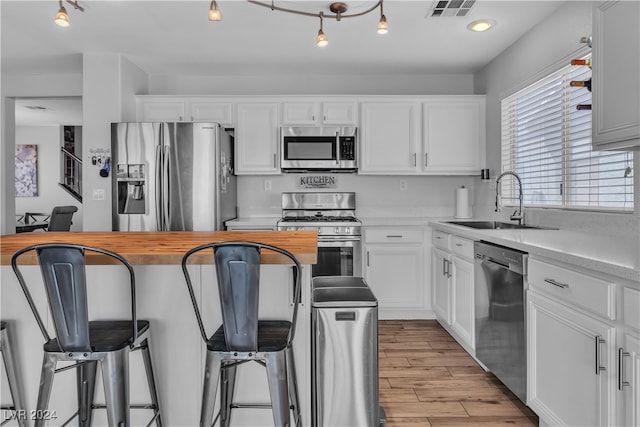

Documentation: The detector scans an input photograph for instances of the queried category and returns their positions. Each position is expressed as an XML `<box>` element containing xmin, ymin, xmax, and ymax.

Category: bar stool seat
<box><xmin>1</xmin><ymin>321</ymin><xmax>28</xmax><ymax>427</ymax></box>
<box><xmin>182</xmin><ymin>241</ymin><xmax>302</xmax><ymax>427</ymax></box>
<box><xmin>43</xmin><ymin>320</ymin><xmax>150</xmax><ymax>352</ymax></box>
<box><xmin>11</xmin><ymin>243</ymin><xmax>163</xmax><ymax>427</ymax></box>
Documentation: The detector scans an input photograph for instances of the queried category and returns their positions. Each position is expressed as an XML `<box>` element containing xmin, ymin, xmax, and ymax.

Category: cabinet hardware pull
<box><xmin>425</xmin><ymin>153</ymin><xmax>428</xmax><ymax>167</ymax></box>
<box><xmin>455</xmin><ymin>243</ymin><xmax>463</xmax><ymax>247</ymax></box>
<box><xmin>544</xmin><ymin>278</ymin><xmax>569</xmax><ymax>289</ymax></box>
<box><xmin>386</xmin><ymin>235</ymin><xmax>403</xmax><ymax>238</ymax></box>
<box><xmin>179</xmin><ymin>116</ymin><xmax>183</xmax><ymax>121</ymax></box>
<box><xmin>442</xmin><ymin>258</ymin><xmax>447</xmax><ymax>276</ymax></box>
<box><xmin>367</xmin><ymin>251</ymin><xmax>370</xmax><ymax>267</ymax></box>
<box><xmin>412</xmin><ymin>153</ymin><xmax>417</xmax><ymax>167</ymax></box>
<box><xmin>273</xmin><ymin>153</ymin><xmax>277</xmax><ymax>168</ymax></box>
<box><xmin>618</xmin><ymin>347</ymin><xmax>631</xmax><ymax>390</ymax></box>
<box><xmin>595</xmin><ymin>335</ymin><xmax>606</xmax><ymax>375</ymax></box>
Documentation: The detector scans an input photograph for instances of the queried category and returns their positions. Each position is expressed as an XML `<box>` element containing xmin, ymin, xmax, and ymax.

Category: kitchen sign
<box><xmin>298</xmin><ymin>175</ymin><xmax>337</xmax><ymax>189</ymax></box>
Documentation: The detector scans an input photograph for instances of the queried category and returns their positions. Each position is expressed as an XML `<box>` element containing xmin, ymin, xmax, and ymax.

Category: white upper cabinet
<box><xmin>235</xmin><ymin>102</ymin><xmax>280</xmax><ymax>175</ymax></box>
<box><xmin>138</xmin><ymin>98</ymin><xmax>233</xmax><ymax>125</ymax></box>
<box><xmin>359</xmin><ymin>101</ymin><xmax>421</xmax><ymax>174</ymax></box>
<box><xmin>139</xmin><ymin>99</ymin><xmax>186</xmax><ymax>122</ymax></box>
<box><xmin>281</xmin><ymin>100</ymin><xmax>357</xmax><ymax>125</ymax></box>
<box><xmin>592</xmin><ymin>1</ymin><xmax>640</xmax><ymax>150</ymax></box>
<box><xmin>422</xmin><ymin>96</ymin><xmax>485</xmax><ymax>174</ymax></box>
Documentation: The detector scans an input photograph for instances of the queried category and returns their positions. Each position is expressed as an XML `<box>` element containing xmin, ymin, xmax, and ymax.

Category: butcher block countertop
<box><xmin>0</xmin><ymin>230</ymin><xmax>318</xmax><ymax>265</ymax></box>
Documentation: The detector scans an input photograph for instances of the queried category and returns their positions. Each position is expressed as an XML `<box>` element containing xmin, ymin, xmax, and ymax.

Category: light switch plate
<box><xmin>264</xmin><ymin>179</ymin><xmax>272</xmax><ymax>191</ymax></box>
<box><xmin>92</xmin><ymin>189</ymin><xmax>105</xmax><ymax>200</ymax></box>
<box><xmin>399</xmin><ymin>180</ymin><xmax>407</xmax><ymax>191</ymax></box>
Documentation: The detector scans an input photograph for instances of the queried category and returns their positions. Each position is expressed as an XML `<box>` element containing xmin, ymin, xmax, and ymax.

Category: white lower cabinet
<box><xmin>430</xmin><ymin>229</ymin><xmax>475</xmax><ymax>353</ymax></box>
<box><xmin>363</xmin><ymin>227</ymin><xmax>430</xmax><ymax>319</ymax></box>
<box><xmin>528</xmin><ymin>291</ymin><xmax>615</xmax><ymax>426</ymax></box>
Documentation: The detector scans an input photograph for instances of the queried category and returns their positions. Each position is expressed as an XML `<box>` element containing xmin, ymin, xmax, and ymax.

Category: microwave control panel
<box><xmin>339</xmin><ymin>136</ymin><xmax>356</xmax><ymax>160</ymax></box>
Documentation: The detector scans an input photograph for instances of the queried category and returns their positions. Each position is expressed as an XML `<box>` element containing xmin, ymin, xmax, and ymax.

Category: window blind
<box><xmin>501</xmin><ymin>57</ymin><xmax>634</xmax><ymax>211</ymax></box>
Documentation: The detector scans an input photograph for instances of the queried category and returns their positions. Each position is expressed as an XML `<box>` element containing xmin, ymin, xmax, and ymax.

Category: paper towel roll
<box><xmin>455</xmin><ymin>186</ymin><xmax>471</xmax><ymax>219</ymax></box>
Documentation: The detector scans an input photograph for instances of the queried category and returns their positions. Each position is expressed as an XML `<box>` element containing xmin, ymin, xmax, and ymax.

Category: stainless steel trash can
<box><xmin>312</xmin><ymin>276</ymin><xmax>385</xmax><ymax>427</ymax></box>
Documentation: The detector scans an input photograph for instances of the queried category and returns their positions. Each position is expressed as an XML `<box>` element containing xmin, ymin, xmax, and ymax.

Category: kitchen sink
<box><xmin>446</xmin><ymin>221</ymin><xmax>557</xmax><ymax>230</ymax></box>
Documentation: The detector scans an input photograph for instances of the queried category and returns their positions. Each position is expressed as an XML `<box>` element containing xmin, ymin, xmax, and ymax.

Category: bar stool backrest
<box><xmin>182</xmin><ymin>241</ymin><xmax>302</xmax><ymax>352</ymax></box>
<box><xmin>214</xmin><ymin>244</ymin><xmax>261</xmax><ymax>352</ymax></box>
<box><xmin>11</xmin><ymin>244</ymin><xmax>137</xmax><ymax>353</ymax></box>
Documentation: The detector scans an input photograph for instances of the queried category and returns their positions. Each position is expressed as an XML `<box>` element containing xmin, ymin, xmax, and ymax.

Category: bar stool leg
<box><xmin>200</xmin><ymin>352</ymin><xmax>222</xmax><ymax>427</ymax></box>
<box><xmin>101</xmin><ymin>348</ymin><xmax>130</xmax><ymax>427</ymax></box>
<box><xmin>265</xmin><ymin>351</ymin><xmax>291</xmax><ymax>427</ymax></box>
<box><xmin>35</xmin><ymin>353</ymin><xmax>58</xmax><ymax>427</ymax></box>
<box><xmin>220</xmin><ymin>363</ymin><xmax>237</xmax><ymax>427</ymax></box>
<box><xmin>0</xmin><ymin>326</ymin><xmax>28</xmax><ymax>427</ymax></box>
<box><xmin>77</xmin><ymin>361</ymin><xmax>98</xmax><ymax>427</ymax></box>
<box><xmin>140</xmin><ymin>337</ymin><xmax>163</xmax><ymax>427</ymax></box>
<box><xmin>285</xmin><ymin>346</ymin><xmax>301</xmax><ymax>427</ymax></box>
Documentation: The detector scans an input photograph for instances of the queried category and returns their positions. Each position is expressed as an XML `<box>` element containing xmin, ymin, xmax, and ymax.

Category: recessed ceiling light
<box><xmin>467</xmin><ymin>19</ymin><xmax>495</xmax><ymax>32</ymax></box>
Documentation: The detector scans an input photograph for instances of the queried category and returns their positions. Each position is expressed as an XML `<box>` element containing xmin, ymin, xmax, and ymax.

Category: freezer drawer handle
<box><xmin>544</xmin><ymin>278</ymin><xmax>570</xmax><ymax>289</ymax></box>
<box><xmin>335</xmin><ymin>311</ymin><xmax>356</xmax><ymax>321</ymax></box>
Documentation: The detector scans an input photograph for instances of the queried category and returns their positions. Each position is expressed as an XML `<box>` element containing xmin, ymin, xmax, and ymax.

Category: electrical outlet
<box><xmin>399</xmin><ymin>180</ymin><xmax>407</xmax><ymax>191</ymax></box>
<box><xmin>92</xmin><ymin>188</ymin><xmax>105</xmax><ymax>200</ymax></box>
<box><xmin>264</xmin><ymin>179</ymin><xmax>272</xmax><ymax>191</ymax></box>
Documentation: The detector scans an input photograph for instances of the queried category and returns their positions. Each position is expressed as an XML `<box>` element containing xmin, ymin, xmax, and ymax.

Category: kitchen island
<box><xmin>0</xmin><ymin>230</ymin><xmax>317</xmax><ymax>427</ymax></box>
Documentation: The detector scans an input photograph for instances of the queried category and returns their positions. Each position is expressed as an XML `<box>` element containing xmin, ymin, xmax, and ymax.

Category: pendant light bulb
<box><xmin>208</xmin><ymin>0</ymin><xmax>221</xmax><ymax>21</ymax></box>
<box><xmin>377</xmin><ymin>15</ymin><xmax>388</xmax><ymax>34</ymax></box>
<box><xmin>55</xmin><ymin>2</ymin><xmax>70</xmax><ymax>27</ymax></box>
<box><xmin>377</xmin><ymin>1</ymin><xmax>388</xmax><ymax>34</ymax></box>
<box><xmin>317</xmin><ymin>14</ymin><xmax>328</xmax><ymax>47</ymax></box>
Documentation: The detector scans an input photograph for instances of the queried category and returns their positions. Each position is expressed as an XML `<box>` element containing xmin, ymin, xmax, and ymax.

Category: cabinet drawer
<box><xmin>528</xmin><ymin>258</ymin><xmax>616</xmax><ymax>320</ymax></box>
<box><xmin>432</xmin><ymin>230</ymin><xmax>450</xmax><ymax>250</ymax></box>
<box><xmin>365</xmin><ymin>228</ymin><xmax>424</xmax><ymax>244</ymax></box>
<box><xmin>623</xmin><ymin>287</ymin><xmax>640</xmax><ymax>331</ymax></box>
<box><xmin>450</xmin><ymin>235</ymin><xmax>474</xmax><ymax>260</ymax></box>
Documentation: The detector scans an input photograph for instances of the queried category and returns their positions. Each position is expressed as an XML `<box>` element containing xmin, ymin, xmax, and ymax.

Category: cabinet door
<box><xmin>140</xmin><ymin>100</ymin><xmax>186</xmax><ymax>122</ymax></box>
<box><xmin>359</xmin><ymin>102</ymin><xmax>420</xmax><ymax>174</ymax></box>
<box><xmin>281</xmin><ymin>102</ymin><xmax>318</xmax><ymax>125</ymax></box>
<box><xmin>592</xmin><ymin>1</ymin><xmax>640</xmax><ymax>150</ymax></box>
<box><xmin>620</xmin><ymin>333</ymin><xmax>640</xmax><ymax>427</ymax></box>
<box><xmin>190</xmin><ymin>102</ymin><xmax>233</xmax><ymax>125</ymax></box>
<box><xmin>322</xmin><ymin>102</ymin><xmax>357</xmax><ymax>125</ymax></box>
<box><xmin>528</xmin><ymin>292</ymin><xmax>615</xmax><ymax>426</ymax></box>
<box><xmin>422</xmin><ymin>98</ymin><xmax>484</xmax><ymax>174</ymax></box>
<box><xmin>432</xmin><ymin>247</ymin><xmax>450</xmax><ymax>324</ymax></box>
<box><xmin>235</xmin><ymin>103</ymin><xmax>280</xmax><ymax>175</ymax></box>
<box><xmin>364</xmin><ymin>245</ymin><xmax>424</xmax><ymax>310</ymax></box>
<box><xmin>450</xmin><ymin>255</ymin><xmax>474</xmax><ymax>350</ymax></box>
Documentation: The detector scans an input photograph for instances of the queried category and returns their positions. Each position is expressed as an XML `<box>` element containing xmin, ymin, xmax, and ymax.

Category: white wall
<box><xmin>237</xmin><ymin>174</ymin><xmax>476</xmax><ymax>219</ymax></box>
<box><xmin>474</xmin><ymin>1</ymin><xmax>639</xmax><ymax>239</ymax></box>
<box><xmin>148</xmin><ymin>73</ymin><xmax>474</xmax><ymax>95</ymax></box>
<box><xmin>14</xmin><ymin>126</ymin><xmax>83</xmax><ymax>231</ymax></box>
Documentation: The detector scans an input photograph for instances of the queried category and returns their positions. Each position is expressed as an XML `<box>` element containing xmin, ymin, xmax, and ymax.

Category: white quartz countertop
<box><xmin>430</xmin><ymin>221</ymin><xmax>640</xmax><ymax>284</ymax></box>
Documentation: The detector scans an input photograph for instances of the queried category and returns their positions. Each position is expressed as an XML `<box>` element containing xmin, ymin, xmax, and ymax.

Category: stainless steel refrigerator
<box><xmin>111</xmin><ymin>122</ymin><xmax>236</xmax><ymax>231</ymax></box>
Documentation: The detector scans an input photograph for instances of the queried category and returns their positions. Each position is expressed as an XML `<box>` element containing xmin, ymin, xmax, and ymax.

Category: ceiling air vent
<box><xmin>429</xmin><ymin>0</ymin><xmax>476</xmax><ymax>17</ymax></box>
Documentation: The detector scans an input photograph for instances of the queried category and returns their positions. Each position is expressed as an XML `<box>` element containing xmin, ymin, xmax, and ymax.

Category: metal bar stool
<box><xmin>1</xmin><ymin>321</ymin><xmax>28</xmax><ymax>427</ymax></box>
<box><xmin>182</xmin><ymin>241</ymin><xmax>302</xmax><ymax>427</ymax></box>
<box><xmin>11</xmin><ymin>243</ymin><xmax>163</xmax><ymax>427</ymax></box>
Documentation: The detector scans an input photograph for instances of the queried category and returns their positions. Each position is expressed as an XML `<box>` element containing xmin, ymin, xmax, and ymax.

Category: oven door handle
<box><xmin>317</xmin><ymin>237</ymin><xmax>361</xmax><ymax>247</ymax></box>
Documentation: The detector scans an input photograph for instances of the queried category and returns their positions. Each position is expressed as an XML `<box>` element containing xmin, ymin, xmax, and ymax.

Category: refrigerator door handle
<box><xmin>163</xmin><ymin>145</ymin><xmax>170</xmax><ymax>230</ymax></box>
<box><xmin>154</xmin><ymin>144</ymin><xmax>163</xmax><ymax>230</ymax></box>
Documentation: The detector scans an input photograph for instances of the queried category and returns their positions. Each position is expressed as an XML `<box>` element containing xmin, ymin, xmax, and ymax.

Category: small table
<box><xmin>15</xmin><ymin>212</ymin><xmax>49</xmax><ymax>233</ymax></box>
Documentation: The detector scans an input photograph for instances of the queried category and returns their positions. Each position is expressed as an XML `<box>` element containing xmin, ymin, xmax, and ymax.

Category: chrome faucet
<box><xmin>495</xmin><ymin>171</ymin><xmax>524</xmax><ymax>225</ymax></box>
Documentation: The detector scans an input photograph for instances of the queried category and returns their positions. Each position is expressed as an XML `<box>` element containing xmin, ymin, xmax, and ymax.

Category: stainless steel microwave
<box><xmin>280</xmin><ymin>126</ymin><xmax>357</xmax><ymax>172</ymax></box>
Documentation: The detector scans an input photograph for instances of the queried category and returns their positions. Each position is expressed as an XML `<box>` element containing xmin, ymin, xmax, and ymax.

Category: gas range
<box><xmin>277</xmin><ymin>192</ymin><xmax>361</xmax><ymax>238</ymax></box>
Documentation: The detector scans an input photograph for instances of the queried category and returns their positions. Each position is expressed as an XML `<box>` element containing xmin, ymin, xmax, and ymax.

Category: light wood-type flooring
<box><xmin>379</xmin><ymin>320</ymin><xmax>538</xmax><ymax>427</ymax></box>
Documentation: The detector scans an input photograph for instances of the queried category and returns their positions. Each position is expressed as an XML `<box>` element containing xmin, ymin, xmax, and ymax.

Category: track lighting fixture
<box><xmin>208</xmin><ymin>0</ymin><xmax>221</xmax><ymax>21</ymax></box>
<box><xmin>377</xmin><ymin>2</ymin><xmax>388</xmax><ymax>34</ymax></box>
<box><xmin>246</xmin><ymin>0</ymin><xmax>389</xmax><ymax>46</ymax></box>
<box><xmin>54</xmin><ymin>0</ymin><xmax>84</xmax><ymax>28</ymax></box>
<box><xmin>317</xmin><ymin>13</ymin><xmax>328</xmax><ymax>47</ymax></box>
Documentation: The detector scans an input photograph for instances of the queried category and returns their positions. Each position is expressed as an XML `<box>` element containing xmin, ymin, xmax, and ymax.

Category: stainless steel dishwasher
<box><xmin>474</xmin><ymin>241</ymin><xmax>528</xmax><ymax>403</ymax></box>
<box><xmin>311</xmin><ymin>276</ymin><xmax>385</xmax><ymax>427</ymax></box>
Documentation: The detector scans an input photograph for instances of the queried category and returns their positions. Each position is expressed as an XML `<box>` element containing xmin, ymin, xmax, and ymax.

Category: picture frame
<box><xmin>15</xmin><ymin>144</ymin><xmax>38</xmax><ymax>197</ymax></box>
